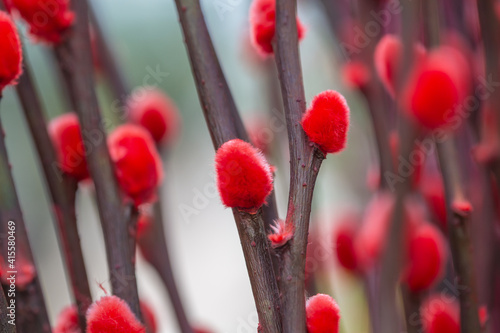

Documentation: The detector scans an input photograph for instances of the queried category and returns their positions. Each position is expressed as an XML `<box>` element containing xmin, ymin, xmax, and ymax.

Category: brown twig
<box><xmin>138</xmin><ymin>197</ymin><xmax>194</xmax><ymax>333</ymax></box>
<box><xmin>436</xmin><ymin>139</ymin><xmax>482</xmax><ymax>333</ymax></box>
<box><xmin>172</xmin><ymin>1</ymin><xmax>282</xmax><ymax>331</ymax></box>
<box><xmin>273</xmin><ymin>1</ymin><xmax>327</xmax><ymax>331</ymax></box>
<box><xmin>88</xmin><ymin>0</ymin><xmax>130</xmax><ymax>110</ymax></box>
<box><xmin>0</xmin><ymin>286</ymin><xmax>14</xmax><ymax>333</ymax></box>
<box><xmin>378</xmin><ymin>1</ymin><xmax>420</xmax><ymax>333</ymax></box>
<box><xmin>55</xmin><ymin>0</ymin><xmax>142</xmax><ymax>319</ymax></box>
<box><xmin>0</xmin><ymin>98</ymin><xmax>52</xmax><ymax>333</ymax></box>
<box><xmin>476</xmin><ymin>0</ymin><xmax>500</xmax><ymax>192</ymax></box>
<box><xmin>15</xmin><ymin>52</ymin><xmax>92</xmax><ymax>331</ymax></box>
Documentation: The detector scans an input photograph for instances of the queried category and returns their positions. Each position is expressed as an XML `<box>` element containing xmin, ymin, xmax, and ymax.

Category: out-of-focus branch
<box><xmin>55</xmin><ymin>0</ymin><xmax>142</xmax><ymax>319</ymax></box>
<box><xmin>477</xmin><ymin>0</ymin><xmax>500</xmax><ymax>192</ymax></box>
<box><xmin>436</xmin><ymin>139</ymin><xmax>482</xmax><ymax>332</ymax></box>
<box><xmin>15</xmin><ymin>52</ymin><xmax>92</xmax><ymax>331</ymax></box>
<box><xmin>273</xmin><ymin>1</ymin><xmax>326</xmax><ymax>332</ymax></box>
<box><xmin>378</xmin><ymin>1</ymin><xmax>420</xmax><ymax>333</ymax></box>
<box><xmin>88</xmin><ymin>0</ymin><xmax>130</xmax><ymax>109</ymax></box>
<box><xmin>0</xmin><ymin>287</ymin><xmax>14</xmax><ymax>333</ymax></box>
<box><xmin>172</xmin><ymin>1</ymin><xmax>282</xmax><ymax>331</ymax></box>
<box><xmin>138</xmin><ymin>197</ymin><xmax>194</xmax><ymax>333</ymax></box>
<box><xmin>0</xmin><ymin>99</ymin><xmax>52</xmax><ymax>333</ymax></box>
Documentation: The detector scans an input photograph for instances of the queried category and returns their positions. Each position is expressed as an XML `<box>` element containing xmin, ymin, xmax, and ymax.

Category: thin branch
<box><xmin>378</xmin><ymin>1</ymin><xmax>420</xmax><ymax>332</ymax></box>
<box><xmin>88</xmin><ymin>0</ymin><xmax>130</xmax><ymax>108</ymax></box>
<box><xmin>172</xmin><ymin>1</ymin><xmax>282</xmax><ymax>330</ymax></box>
<box><xmin>0</xmin><ymin>286</ymin><xmax>14</xmax><ymax>333</ymax></box>
<box><xmin>15</xmin><ymin>52</ymin><xmax>92</xmax><ymax>331</ymax></box>
<box><xmin>56</xmin><ymin>0</ymin><xmax>142</xmax><ymax>319</ymax></box>
<box><xmin>273</xmin><ymin>1</ymin><xmax>326</xmax><ymax>331</ymax></box>
<box><xmin>138</xmin><ymin>197</ymin><xmax>193</xmax><ymax>333</ymax></box>
<box><xmin>0</xmin><ymin>99</ymin><xmax>52</xmax><ymax>333</ymax></box>
<box><xmin>436</xmin><ymin>139</ymin><xmax>482</xmax><ymax>333</ymax></box>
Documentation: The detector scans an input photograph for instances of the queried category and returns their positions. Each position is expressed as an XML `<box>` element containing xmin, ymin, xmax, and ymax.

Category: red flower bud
<box><xmin>127</xmin><ymin>87</ymin><xmax>181</xmax><ymax>145</ymax></box>
<box><xmin>108</xmin><ymin>124</ymin><xmax>164</xmax><ymax>206</ymax></box>
<box><xmin>215</xmin><ymin>139</ymin><xmax>273</xmax><ymax>211</ymax></box>
<box><xmin>306</xmin><ymin>294</ymin><xmax>341</xmax><ymax>333</ymax></box>
<box><xmin>0</xmin><ymin>255</ymin><xmax>35</xmax><ymax>290</ymax></box>
<box><xmin>86</xmin><ymin>296</ymin><xmax>146</xmax><ymax>333</ymax></box>
<box><xmin>404</xmin><ymin>223</ymin><xmax>447</xmax><ymax>292</ymax></box>
<box><xmin>420</xmin><ymin>171</ymin><xmax>447</xmax><ymax>229</ymax></box>
<box><xmin>374</xmin><ymin>34</ymin><xmax>426</xmax><ymax>98</ymax></box>
<box><xmin>341</xmin><ymin>60</ymin><xmax>371</xmax><ymax>90</ymax></box>
<box><xmin>11</xmin><ymin>0</ymin><xmax>74</xmax><ymax>44</ymax></box>
<box><xmin>403</xmin><ymin>46</ymin><xmax>471</xmax><ymax>130</ymax></box>
<box><xmin>249</xmin><ymin>0</ymin><xmax>305</xmax><ymax>56</ymax></box>
<box><xmin>333</xmin><ymin>214</ymin><xmax>359</xmax><ymax>272</ymax></box>
<box><xmin>0</xmin><ymin>11</ymin><xmax>22</xmax><ymax>92</ymax></box>
<box><xmin>420</xmin><ymin>295</ymin><xmax>459</xmax><ymax>333</ymax></box>
<box><xmin>374</xmin><ymin>34</ymin><xmax>402</xmax><ymax>97</ymax></box>
<box><xmin>48</xmin><ymin>113</ymin><xmax>90</xmax><ymax>181</ymax></box>
<box><xmin>268</xmin><ymin>219</ymin><xmax>294</xmax><ymax>248</ymax></box>
<box><xmin>141</xmin><ymin>301</ymin><xmax>157</xmax><ymax>333</ymax></box>
<box><xmin>355</xmin><ymin>192</ymin><xmax>395</xmax><ymax>271</ymax></box>
<box><xmin>301</xmin><ymin>90</ymin><xmax>350</xmax><ymax>155</ymax></box>
<box><xmin>53</xmin><ymin>305</ymin><xmax>79</xmax><ymax>333</ymax></box>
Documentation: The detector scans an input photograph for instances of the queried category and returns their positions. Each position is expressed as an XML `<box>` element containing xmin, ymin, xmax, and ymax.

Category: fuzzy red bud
<box><xmin>127</xmin><ymin>87</ymin><xmax>181</xmax><ymax>145</ymax></box>
<box><xmin>404</xmin><ymin>223</ymin><xmax>447</xmax><ymax>292</ymax></box>
<box><xmin>420</xmin><ymin>295</ymin><xmax>459</xmax><ymax>333</ymax></box>
<box><xmin>11</xmin><ymin>0</ymin><xmax>74</xmax><ymax>44</ymax></box>
<box><xmin>108</xmin><ymin>124</ymin><xmax>164</xmax><ymax>206</ymax></box>
<box><xmin>301</xmin><ymin>90</ymin><xmax>350</xmax><ymax>155</ymax></box>
<box><xmin>48</xmin><ymin>113</ymin><xmax>90</xmax><ymax>181</ymax></box>
<box><xmin>0</xmin><ymin>11</ymin><xmax>22</xmax><ymax>92</ymax></box>
<box><xmin>86</xmin><ymin>296</ymin><xmax>145</xmax><ymax>333</ymax></box>
<box><xmin>53</xmin><ymin>305</ymin><xmax>79</xmax><ymax>333</ymax></box>
<box><xmin>215</xmin><ymin>139</ymin><xmax>273</xmax><ymax>211</ymax></box>
<box><xmin>268</xmin><ymin>219</ymin><xmax>294</xmax><ymax>248</ymax></box>
<box><xmin>306</xmin><ymin>294</ymin><xmax>341</xmax><ymax>333</ymax></box>
<box><xmin>249</xmin><ymin>0</ymin><xmax>305</xmax><ymax>56</ymax></box>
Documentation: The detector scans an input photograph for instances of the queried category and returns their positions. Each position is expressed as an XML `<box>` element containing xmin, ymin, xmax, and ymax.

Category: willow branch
<box><xmin>172</xmin><ymin>1</ymin><xmax>282</xmax><ymax>331</ymax></box>
<box><xmin>88</xmin><ymin>0</ymin><xmax>130</xmax><ymax>107</ymax></box>
<box><xmin>138</xmin><ymin>197</ymin><xmax>193</xmax><ymax>333</ymax></box>
<box><xmin>378</xmin><ymin>1</ymin><xmax>420</xmax><ymax>333</ymax></box>
<box><xmin>15</xmin><ymin>52</ymin><xmax>91</xmax><ymax>331</ymax></box>
<box><xmin>436</xmin><ymin>139</ymin><xmax>482</xmax><ymax>333</ymax></box>
<box><xmin>56</xmin><ymin>0</ymin><xmax>142</xmax><ymax>319</ymax></box>
<box><xmin>272</xmin><ymin>1</ymin><xmax>327</xmax><ymax>332</ymax></box>
<box><xmin>0</xmin><ymin>99</ymin><xmax>51</xmax><ymax>333</ymax></box>
<box><xmin>477</xmin><ymin>0</ymin><xmax>500</xmax><ymax>191</ymax></box>
<box><xmin>0</xmin><ymin>287</ymin><xmax>14</xmax><ymax>333</ymax></box>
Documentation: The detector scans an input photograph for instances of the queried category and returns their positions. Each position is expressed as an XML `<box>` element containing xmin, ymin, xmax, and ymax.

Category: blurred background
<box><xmin>1</xmin><ymin>0</ymin><xmax>376</xmax><ymax>331</ymax></box>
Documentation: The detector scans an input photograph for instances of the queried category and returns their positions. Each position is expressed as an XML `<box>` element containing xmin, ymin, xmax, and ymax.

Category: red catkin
<box><xmin>306</xmin><ymin>294</ymin><xmax>341</xmax><ymax>333</ymax></box>
<box><xmin>341</xmin><ymin>60</ymin><xmax>371</xmax><ymax>90</ymax></box>
<box><xmin>420</xmin><ymin>295</ymin><xmax>460</xmax><ymax>333</ymax></box>
<box><xmin>86</xmin><ymin>296</ymin><xmax>146</xmax><ymax>333</ymax></box>
<box><xmin>108</xmin><ymin>124</ymin><xmax>164</xmax><ymax>206</ymax></box>
<box><xmin>11</xmin><ymin>0</ymin><xmax>74</xmax><ymax>44</ymax></box>
<box><xmin>215</xmin><ymin>139</ymin><xmax>273</xmax><ymax>211</ymax></box>
<box><xmin>333</xmin><ymin>215</ymin><xmax>359</xmax><ymax>272</ymax></box>
<box><xmin>48</xmin><ymin>113</ymin><xmax>90</xmax><ymax>181</ymax></box>
<box><xmin>127</xmin><ymin>87</ymin><xmax>180</xmax><ymax>145</ymax></box>
<box><xmin>0</xmin><ymin>11</ymin><xmax>22</xmax><ymax>92</ymax></box>
<box><xmin>141</xmin><ymin>301</ymin><xmax>157</xmax><ymax>333</ymax></box>
<box><xmin>268</xmin><ymin>219</ymin><xmax>294</xmax><ymax>248</ymax></box>
<box><xmin>0</xmin><ymin>255</ymin><xmax>36</xmax><ymax>290</ymax></box>
<box><xmin>301</xmin><ymin>90</ymin><xmax>350</xmax><ymax>155</ymax></box>
<box><xmin>404</xmin><ymin>223</ymin><xmax>447</xmax><ymax>292</ymax></box>
<box><xmin>249</xmin><ymin>0</ymin><xmax>305</xmax><ymax>56</ymax></box>
<box><xmin>53</xmin><ymin>305</ymin><xmax>79</xmax><ymax>333</ymax></box>
<box><xmin>403</xmin><ymin>46</ymin><xmax>471</xmax><ymax>130</ymax></box>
